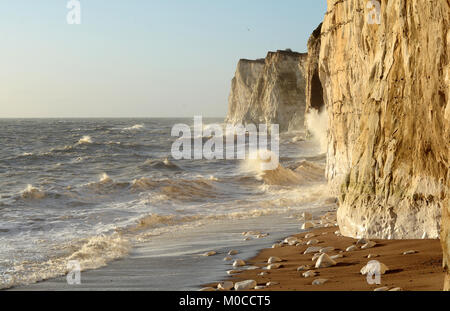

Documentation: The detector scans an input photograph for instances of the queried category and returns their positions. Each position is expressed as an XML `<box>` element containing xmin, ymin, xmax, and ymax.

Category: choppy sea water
<box><xmin>0</xmin><ymin>118</ymin><xmax>329</xmax><ymax>289</ymax></box>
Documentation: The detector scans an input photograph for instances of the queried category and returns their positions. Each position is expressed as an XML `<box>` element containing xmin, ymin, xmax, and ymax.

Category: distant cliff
<box><xmin>317</xmin><ymin>0</ymin><xmax>449</xmax><ymax>287</ymax></box>
<box><xmin>226</xmin><ymin>50</ymin><xmax>308</xmax><ymax>132</ymax></box>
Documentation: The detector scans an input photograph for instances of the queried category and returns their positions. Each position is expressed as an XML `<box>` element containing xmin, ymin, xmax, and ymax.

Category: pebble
<box><xmin>356</xmin><ymin>238</ymin><xmax>368</xmax><ymax>246</ymax></box>
<box><xmin>259</xmin><ymin>272</ymin><xmax>269</xmax><ymax>276</ymax></box>
<box><xmin>330</xmin><ymin>254</ymin><xmax>344</xmax><ymax>260</ymax></box>
<box><xmin>199</xmin><ymin>287</ymin><xmax>216</xmax><ymax>291</ymax></box>
<box><xmin>266</xmin><ymin>263</ymin><xmax>282</xmax><ymax>270</ymax></box>
<box><xmin>284</xmin><ymin>237</ymin><xmax>299</xmax><ymax>245</ymax></box>
<box><xmin>361</xmin><ymin>241</ymin><xmax>377</xmax><ymax>249</ymax></box>
<box><xmin>272</xmin><ymin>243</ymin><xmax>282</xmax><ymax>249</ymax></box>
<box><xmin>389</xmin><ymin>287</ymin><xmax>402</xmax><ymax>291</ymax></box>
<box><xmin>266</xmin><ymin>282</ymin><xmax>279</xmax><ymax>287</ymax></box>
<box><xmin>304</xmin><ymin>246</ymin><xmax>322</xmax><ymax>254</ymax></box>
<box><xmin>312</xmin><ymin>253</ymin><xmax>322</xmax><ymax>261</ymax></box>
<box><xmin>233</xmin><ymin>259</ymin><xmax>246</xmax><ymax>267</ymax></box>
<box><xmin>254</xmin><ymin>286</ymin><xmax>266</xmax><ymax>290</ymax></box>
<box><xmin>320</xmin><ymin>246</ymin><xmax>335</xmax><ymax>254</ymax></box>
<box><xmin>223</xmin><ymin>256</ymin><xmax>233</xmax><ymax>261</ymax></box>
<box><xmin>217</xmin><ymin>281</ymin><xmax>233</xmax><ymax>291</ymax></box>
<box><xmin>297</xmin><ymin>265</ymin><xmax>311</xmax><ymax>271</ymax></box>
<box><xmin>315</xmin><ymin>253</ymin><xmax>337</xmax><ymax>268</ymax></box>
<box><xmin>244</xmin><ymin>237</ymin><xmax>252</xmax><ymax>241</ymax></box>
<box><xmin>360</xmin><ymin>261</ymin><xmax>389</xmax><ymax>275</ymax></box>
<box><xmin>234</xmin><ymin>280</ymin><xmax>257</xmax><ymax>291</ymax></box>
<box><xmin>346</xmin><ymin>245</ymin><xmax>358</xmax><ymax>252</ymax></box>
<box><xmin>374</xmin><ymin>287</ymin><xmax>389</xmax><ymax>292</ymax></box>
<box><xmin>403</xmin><ymin>250</ymin><xmax>418</xmax><ymax>255</ymax></box>
<box><xmin>307</xmin><ymin>239</ymin><xmax>320</xmax><ymax>245</ymax></box>
<box><xmin>203</xmin><ymin>251</ymin><xmax>217</xmax><ymax>257</ymax></box>
<box><xmin>302</xmin><ymin>270</ymin><xmax>318</xmax><ymax>278</ymax></box>
<box><xmin>334</xmin><ymin>231</ymin><xmax>341</xmax><ymax>235</ymax></box>
<box><xmin>302</xmin><ymin>222</ymin><xmax>315</xmax><ymax>230</ymax></box>
<box><xmin>312</xmin><ymin>279</ymin><xmax>328</xmax><ymax>285</ymax></box>
<box><xmin>367</xmin><ymin>254</ymin><xmax>378</xmax><ymax>259</ymax></box>
<box><xmin>227</xmin><ymin>270</ymin><xmax>242</xmax><ymax>275</ymax></box>
<box><xmin>228</xmin><ymin>250</ymin><xmax>239</xmax><ymax>255</ymax></box>
<box><xmin>268</xmin><ymin>256</ymin><xmax>282</xmax><ymax>264</ymax></box>
<box><xmin>304</xmin><ymin>233</ymin><xmax>316</xmax><ymax>239</ymax></box>
<box><xmin>246</xmin><ymin>266</ymin><xmax>260</xmax><ymax>270</ymax></box>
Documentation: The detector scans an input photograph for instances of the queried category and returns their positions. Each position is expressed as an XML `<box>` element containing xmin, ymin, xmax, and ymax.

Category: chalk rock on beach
<box><xmin>217</xmin><ymin>281</ymin><xmax>234</xmax><ymax>291</ymax></box>
<box><xmin>224</xmin><ymin>256</ymin><xmax>233</xmax><ymax>261</ymax></box>
<box><xmin>302</xmin><ymin>270</ymin><xmax>318</xmax><ymax>278</ymax></box>
<box><xmin>305</xmin><ymin>233</ymin><xmax>316</xmax><ymax>239</ymax></box>
<box><xmin>331</xmin><ymin>254</ymin><xmax>343</xmax><ymax>260</ymax></box>
<box><xmin>360</xmin><ymin>261</ymin><xmax>389</xmax><ymax>275</ymax></box>
<box><xmin>304</xmin><ymin>246</ymin><xmax>322</xmax><ymax>254</ymax></box>
<box><xmin>268</xmin><ymin>256</ymin><xmax>282</xmax><ymax>264</ymax></box>
<box><xmin>203</xmin><ymin>251</ymin><xmax>217</xmax><ymax>257</ymax></box>
<box><xmin>374</xmin><ymin>287</ymin><xmax>389</xmax><ymax>292</ymax></box>
<box><xmin>302</xmin><ymin>222</ymin><xmax>314</xmax><ymax>230</ymax></box>
<box><xmin>403</xmin><ymin>250</ymin><xmax>418</xmax><ymax>255</ymax></box>
<box><xmin>312</xmin><ymin>253</ymin><xmax>322</xmax><ymax>262</ymax></box>
<box><xmin>361</xmin><ymin>241</ymin><xmax>377</xmax><ymax>250</ymax></box>
<box><xmin>266</xmin><ymin>263</ymin><xmax>282</xmax><ymax>270</ymax></box>
<box><xmin>297</xmin><ymin>265</ymin><xmax>311</xmax><ymax>271</ymax></box>
<box><xmin>234</xmin><ymin>280</ymin><xmax>257</xmax><ymax>291</ymax></box>
<box><xmin>307</xmin><ymin>239</ymin><xmax>319</xmax><ymax>245</ymax></box>
<box><xmin>266</xmin><ymin>282</ymin><xmax>279</xmax><ymax>287</ymax></box>
<box><xmin>272</xmin><ymin>243</ymin><xmax>282</xmax><ymax>249</ymax></box>
<box><xmin>228</xmin><ymin>250</ymin><xmax>239</xmax><ymax>255</ymax></box>
<box><xmin>356</xmin><ymin>238</ymin><xmax>368</xmax><ymax>246</ymax></box>
<box><xmin>227</xmin><ymin>270</ymin><xmax>242</xmax><ymax>275</ymax></box>
<box><xmin>312</xmin><ymin>279</ymin><xmax>328</xmax><ymax>285</ymax></box>
<box><xmin>320</xmin><ymin>246</ymin><xmax>335</xmax><ymax>254</ymax></box>
<box><xmin>346</xmin><ymin>245</ymin><xmax>358</xmax><ymax>252</ymax></box>
<box><xmin>233</xmin><ymin>259</ymin><xmax>246</xmax><ymax>267</ymax></box>
<box><xmin>315</xmin><ymin>253</ymin><xmax>337</xmax><ymax>268</ymax></box>
<box><xmin>284</xmin><ymin>237</ymin><xmax>298</xmax><ymax>245</ymax></box>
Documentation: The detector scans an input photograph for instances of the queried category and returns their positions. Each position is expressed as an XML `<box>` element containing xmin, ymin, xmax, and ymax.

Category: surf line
<box><xmin>171</xmin><ymin>116</ymin><xmax>280</xmax><ymax>170</ymax></box>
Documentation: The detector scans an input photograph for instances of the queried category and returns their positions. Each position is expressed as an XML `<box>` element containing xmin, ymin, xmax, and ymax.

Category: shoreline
<box><xmin>206</xmin><ymin>212</ymin><xmax>444</xmax><ymax>291</ymax></box>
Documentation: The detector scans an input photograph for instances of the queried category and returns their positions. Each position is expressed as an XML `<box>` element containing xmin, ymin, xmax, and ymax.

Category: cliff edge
<box><xmin>318</xmin><ymin>0</ymin><xmax>449</xmax><ymax>287</ymax></box>
<box><xmin>226</xmin><ymin>50</ymin><xmax>308</xmax><ymax>132</ymax></box>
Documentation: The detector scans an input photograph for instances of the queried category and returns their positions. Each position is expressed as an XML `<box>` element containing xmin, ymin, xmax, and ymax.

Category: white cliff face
<box><xmin>319</xmin><ymin>0</ymin><xmax>449</xmax><ymax>242</ymax></box>
<box><xmin>227</xmin><ymin>50</ymin><xmax>308</xmax><ymax>132</ymax></box>
<box><xmin>226</xmin><ymin>59</ymin><xmax>265</xmax><ymax>125</ymax></box>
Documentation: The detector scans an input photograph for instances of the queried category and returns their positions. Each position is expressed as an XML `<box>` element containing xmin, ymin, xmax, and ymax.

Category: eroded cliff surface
<box><xmin>319</xmin><ymin>0</ymin><xmax>449</xmax><ymax>249</ymax></box>
<box><xmin>227</xmin><ymin>50</ymin><xmax>308</xmax><ymax>131</ymax></box>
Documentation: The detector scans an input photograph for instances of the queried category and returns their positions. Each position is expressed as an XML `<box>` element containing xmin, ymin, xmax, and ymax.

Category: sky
<box><xmin>0</xmin><ymin>0</ymin><xmax>327</xmax><ymax>118</ymax></box>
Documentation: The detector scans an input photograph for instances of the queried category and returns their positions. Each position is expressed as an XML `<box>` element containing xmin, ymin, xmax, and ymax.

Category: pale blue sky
<box><xmin>0</xmin><ymin>0</ymin><xmax>327</xmax><ymax>118</ymax></box>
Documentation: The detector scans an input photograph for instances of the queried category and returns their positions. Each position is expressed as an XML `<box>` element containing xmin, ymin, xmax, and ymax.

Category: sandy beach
<box><xmin>208</xmin><ymin>212</ymin><xmax>444</xmax><ymax>291</ymax></box>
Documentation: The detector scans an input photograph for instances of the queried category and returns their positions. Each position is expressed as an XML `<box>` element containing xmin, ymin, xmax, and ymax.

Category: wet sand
<box><xmin>212</xmin><ymin>226</ymin><xmax>444</xmax><ymax>291</ymax></box>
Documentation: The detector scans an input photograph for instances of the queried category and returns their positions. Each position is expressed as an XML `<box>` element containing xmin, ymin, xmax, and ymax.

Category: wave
<box><xmin>123</xmin><ymin>124</ymin><xmax>144</xmax><ymax>131</ymax></box>
<box><xmin>305</xmin><ymin>108</ymin><xmax>328</xmax><ymax>153</ymax></box>
<box><xmin>140</xmin><ymin>158</ymin><xmax>181</xmax><ymax>171</ymax></box>
<box><xmin>21</xmin><ymin>185</ymin><xmax>46</xmax><ymax>200</ymax></box>
<box><xmin>77</xmin><ymin>136</ymin><xmax>93</xmax><ymax>144</ymax></box>
<box><xmin>0</xmin><ymin>233</ymin><xmax>130</xmax><ymax>290</ymax></box>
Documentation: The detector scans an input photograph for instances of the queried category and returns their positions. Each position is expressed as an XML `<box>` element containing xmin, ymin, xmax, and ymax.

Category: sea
<box><xmin>0</xmin><ymin>118</ymin><xmax>332</xmax><ymax>290</ymax></box>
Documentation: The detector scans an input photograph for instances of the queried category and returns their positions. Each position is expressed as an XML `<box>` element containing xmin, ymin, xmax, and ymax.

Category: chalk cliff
<box><xmin>318</xmin><ymin>0</ymin><xmax>449</xmax><ymax>281</ymax></box>
<box><xmin>226</xmin><ymin>50</ymin><xmax>308</xmax><ymax>132</ymax></box>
